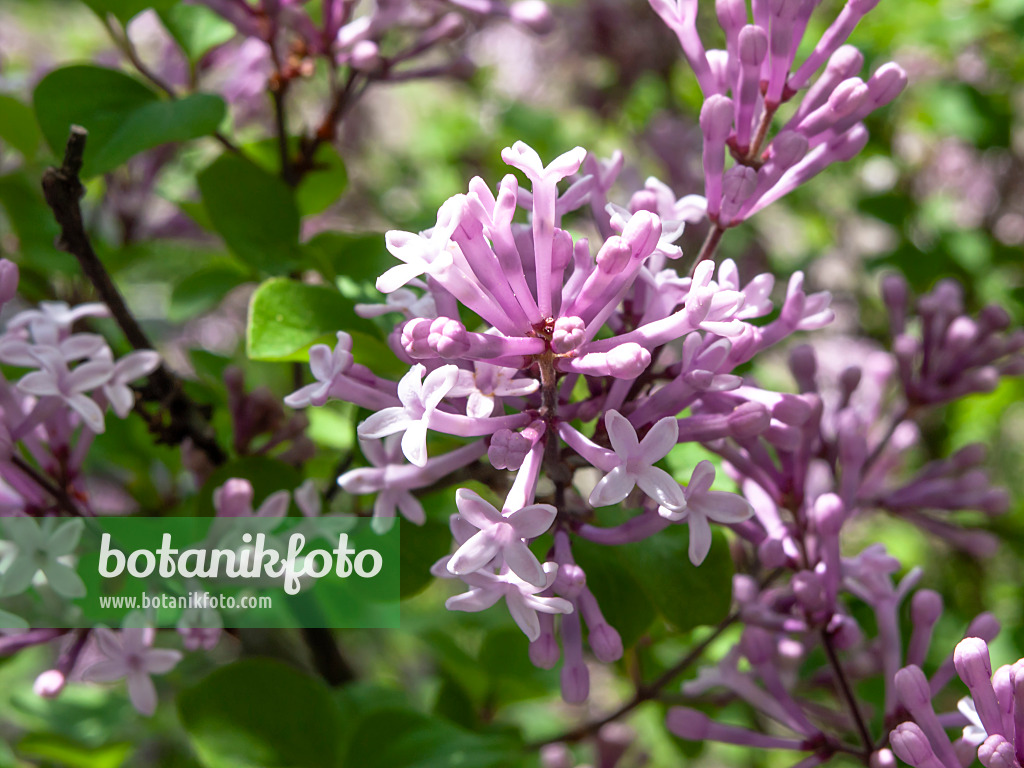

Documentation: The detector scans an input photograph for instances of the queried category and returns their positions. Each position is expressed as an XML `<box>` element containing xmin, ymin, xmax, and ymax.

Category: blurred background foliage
<box><xmin>0</xmin><ymin>0</ymin><xmax>1023</xmax><ymax>765</ymax></box>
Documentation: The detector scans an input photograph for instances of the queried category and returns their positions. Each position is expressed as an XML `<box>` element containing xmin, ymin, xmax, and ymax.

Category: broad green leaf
<box><xmin>246</xmin><ymin>277</ymin><xmax>373</xmax><ymax>361</ymax></box>
<box><xmin>159</xmin><ymin>3</ymin><xmax>236</xmax><ymax>62</ymax></box>
<box><xmin>399</xmin><ymin>519</ymin><xmax>452</xmax><ymax>598</ymax></box>
<box><xmin>303</xmin><ymin>231</ymin><xmax>390</xmax><ymax>284</ymax></box>
<box><xmin>16</xmin><ymin>734</ymin><xmax>130</xmax><ymax>768</ymax></box>
<box><xmin>619</xmin><ymin>526</ymin><xmax>733</xmax><ymax>631</ymax></box>
<box><xmin>243</xmin><ymin>140</ymin><xmax>350</xmax><ymax>216</ymax></box>
<box><xmin>79</xmin><ymin>0</ymin><xmax>176</xmax><ymax>24</ymax></box>
<box><xmin>169</xmin><ymin>261</ymin><xmax>251</xmax><ymax>321</ymax></box>
<box><xmin>34</xmin><ymin>66</ymin><xmax>225</xmax><ymax>177</ymax></box>
<box><xmin>0</xmin><ymin>173</ymin><xmax>66</xmax><ymax>271</ymax></box>
<box><xmin>198</xmin><ymin>154</ymin><xmax>300</xmax><ymax>274</ymax></box>
<box><xmin>178</xmin><ymin>659</ymin><xmax>341</xmax><ymax>768</ymax></box>
<box><xmin>0</xmin><ymin>95</ymin><xmax>41</xmax><ymax>158</ymax></box>
<box><xmin>344</xmin><ymin>707</ymin><xmax>524</xmax><ymax>768</ymax></box>
<box><xmin>571</xmin><ymin>537</ymin><xmax>656</xmax><ymax>648</ymax></box>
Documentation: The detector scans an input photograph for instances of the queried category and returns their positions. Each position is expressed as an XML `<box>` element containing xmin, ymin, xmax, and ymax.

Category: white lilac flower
<box><xmin>358</xmin><ymin>363</ymin><xmax>459</xmax><ymax>467</ymax></box>
<box><xmin>589</xmin><ymin>411</ymin><xmax>685</xmax><ymax>509</ymax></box>
<box><xmin>446</xmin><ymin>562</ymin><xmax>573</xmax><ymax>642</ymax></box>
<box><xmin>659</xmin><ymin>460</ymin><xmax>754</xmax><ymax>565</ymax></box>
<box><xmin>449</xmin><ymin>361</ymin><xmax>539</xmax><ymax>418</ymax></box>
<box><xmin>0</xmin><ymin>517</ymin><xmax>85</xmax><ymax>598</ymax></box>
<box><xmin>81</xmin><ymin>628</ymin><xmax>182</xmax><ymax>716</ymax></box>
<box><xmin>99</xmin><ymin>349</ymin><xmax>161</xmax><ymax>418</ymax></box>
<box><xmin>446</xmin><ymin>488</ymin><xmax>556</xmax><ymax>586</ymax></box>
<box><xmin>284</xmin><ymin>332</ymin><xmax>353</xmax><ymax>408</ymax></box>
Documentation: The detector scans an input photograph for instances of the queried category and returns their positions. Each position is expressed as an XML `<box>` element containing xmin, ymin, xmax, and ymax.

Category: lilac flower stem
<box><xmin>9</xmin><ymin>455</ymin><xmax>86</xmax><ymax>516</ymax></box>
<box><xmin>821</xmin><ymin>628</ymin><xmax>874</xmax><ymax>754</ymax></box>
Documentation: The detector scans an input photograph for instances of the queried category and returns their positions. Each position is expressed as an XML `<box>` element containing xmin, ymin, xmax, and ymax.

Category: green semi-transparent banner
<box><xmin>0</xmin><ymin>516</ymin><xmax>399</xmax><ymax>630</ymax></box>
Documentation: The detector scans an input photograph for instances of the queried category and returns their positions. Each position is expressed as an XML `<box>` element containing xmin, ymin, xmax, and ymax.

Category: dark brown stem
<box><xmin>820</xmin><ymin>628</ymin><xmax>874</xmax><ymax>757</ymax></box>
<box><xmin>746</xmin><ymin>104</ymin><xmax>778</xmax><ymax>164</ymax></box>
<box><xmin>300</xmin><ymin>627</ymin><xmax>356</xmax><ymax>685</ymax></box>
<box><xmin>41</xmin><ymin>128</ymin><xmax>227</xmax><ymax>466</ymax></box>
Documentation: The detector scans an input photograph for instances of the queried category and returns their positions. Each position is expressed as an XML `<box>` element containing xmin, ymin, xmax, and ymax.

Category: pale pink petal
<box><xmin>395</xmin><ymin>492</ymin><xmax>425</xmax><ymax>525</ymax></box>
<box><xmin>687</xmin><ymin>513</ymin><xmax>713</xmax><ymax>566</ymax></box>
<box><xmin>114</xmin><ymin>350</ymin><xmax>160</xmax><ymax>381</ymax></box>
<box><xmin>67</xmin><ymin>361</ymin><xmax>115</xmax><ymax>392</ymax></box>
<box><xmin>507</xmin><ymin>503</ymin><xmax>556</xmax><ymax>538</ymax></box>
<box><xmin>524</xmin><ymin>594</ymin><xmax>574</xmax><ymax>614</ymax></box>
<box><xmin>143</xmin><ymin>649</ymin><xmax>182</xmax><ymax>674</ymax></box>
<box><xmin>67</xmin><ymin>394</ymin><xmax>106</xmax><ymax>433</ymax></box>
<box><xmin>447</xmin><ymin>530</ymin><xmax>501</xmax><ymax>575</ymax></box>
<box><xmin>256</xmin><ymin>490</ymin><xmax>290</xmax><ymax>518</ymax></box>
<box><xmin>692</xmin><ymin>491</ymin><xmax>754</xmax><ymax>524</ymax></box>
<box><xmin>495</xmin><ymin>378</ymin><xmax>539</xmax><ymax>397</ymax></box>
<box><xmin>400</xmin><ymin>420</ymin><xmax>429</xmax><ymax>467</ymax></box>
<box><xmin>421</xmin><ymin>365</ymin><xmax>459</xmax><ymax>412</ymax></box>
<box><xmin>546</xmin><ymin>146</ymin><xmax>587</xmax><ymax>179</ymax></box>
<box><xmin>107</xmin><ymin>383</ymin><xmax>135</xmax><ymax>418</ymax></box>
<box><xmin>466</xmin><ymin>391</ymin><xmax>495</xmax><ymax>418</ymax></box>
<box><xmin>48</xmin><ymin>519</ymin><xmax>83</xmax><ymax>556</ymax></box>
<box><xmin>685</xmin><ymin>460</ymin><xmax>716</xmax><ymax>499</ymax></box>
<box><xmin>284</xmin><ymin>383</ymin><xmax>320</xmax><ymax>408</ymax></box>
<box><xmin>637</xmin><ymin>467</ymin><xmax>686</xmax><ymax>508</ymax></box>
<box><xmin>589</xmin><ymin>466</ymin><xmax>634</xmax><ymax>507</ymax></box>
<box><xmin>16</xmin><ymin>371</ymin><xmax>59</xmax><ymax>396</ymax></box>
<box><xmin>446</xmin><ymin>588</ymin><xmax>502</xmax><ymax>612</ymax></box>
<box><xmin>127</xmin><ymin>671</ymin><xmax>158</xmax><ymax>716</ymax></box>
<box><xmin>455</xmin><ymin>488</ymin><xmax>504</xmax><ymax>528</ymax></box>
<box><xmin>307</xmin><ymin>344</ymin><xmax>334</xmax><ymax>382</ymax></box>
<box><xmin>638</xmin><ymin>416</ymin><xmax>679</xmax><ymax>463</ymax></box>
<box><xmin>605</xmin><ymin>410</ymin><xmax>639</xmax><ymax>457</ymax></box>
<box><xmin>93</xmin><ymin>628</ymin><xmax>123</xmax><ymax>657</ymax></box>
<box><xmin>502</xmin><ymin>540</ymin><xmax>546</xmax><ymax>587</ymax></box>
<box><xmin>81</xmin><ymin>659</ymin><xmax>129</xmax><ymax>683</ymax></box>
<box><xmin>59</xmin><ymin>334</ymin><xmax>106</xmax><ymax>361</ymax></box>
<box><xmin>505</xmin><ymin>591</ymin><xmax>542</xmax><ymax>641</ymax></box>
<box><xmin>0</xmin><ymin>339</ymin><xmax>35</xmax><ymax>365</ymax></box>
<box><xmin>376</xmin><ymin>262</ymin><xmax>428</xmax><ymax>294</ymax></box>
<box><xmin>396</xmin><ymin>365</ymin><xmax>425</xmax><ymax>409</ymax></box>
<box><xmin>358</xmin><ymin>407</ymin><xmax>413</xmax><ymax>439</ymax></box>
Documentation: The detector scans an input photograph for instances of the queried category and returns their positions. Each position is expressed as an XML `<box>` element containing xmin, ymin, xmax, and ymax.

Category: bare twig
<box><xmin>41</xmin><ymin>127</ymin><xmax>227</xmax><ymax>466</ymax></box>
<box><xmin>820</xmin><ymin>628</ymin><xmax>874</xmax><ymax>757</ymax></box>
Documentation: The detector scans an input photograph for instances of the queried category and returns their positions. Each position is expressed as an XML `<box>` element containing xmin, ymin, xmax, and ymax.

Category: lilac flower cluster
<box><xmin>649</xmin><ymin>0</ymin><xmax>907</xmax><ymax>231</ymax></box>
<box><xmin>0</xmin><ymin>259</ymin><xmax>160</xmax><ymax>517</ymax></box>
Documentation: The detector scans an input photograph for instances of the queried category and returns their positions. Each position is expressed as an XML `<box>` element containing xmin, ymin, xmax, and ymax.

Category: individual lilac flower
<box><xmin>213</xmin><ymin>478</ymin><xmax>289</xmax><ymax>518</ymax></box>
<box><xmin>446</xmin><ymin>488</ymin><xmax>556</xmax><ymax>586</ymax></box>
<box><xmin>0</xmin><ymin>517</ymin><xmax>85</xmax><ymax>598</ymax></box>
<box><xmin>99</xmin><ymin>349</ymin><xmax>161</xmax><ymax>418</ymax></box>
<box><xmin>81</xmin><ymin>628</ymin><xmax>182</xmax><ymax>716</ymax></box>
<box><xmin>449</xmin><ymin>361</ymin><xmax>539</xmax><ymax>417</ymax></box>
<box><xmin>0</xmin><ymin>332</ymin><xmax>107</xmax><ymax>368</ymax></box>
<box><xmin>659</xmin><ymin>460</ymin><xmax>753</xmax><ymax>565</ymax></box>
<box><xmin>16</xmin><ymin>348</ymin><xmax>114</xmax><ymax>433</ymax></box>
<box><xmin>7</xmin><ymin>301</ymin><xmax>108</xmax><ymax>347</ymax></box>
<box><xmin>284</xmin><ymin>332</ymin><xmax>354</xmax><ymax>408</ymax></box>
<box><xmin>378</xmin><ymin>198</ymin><xmax>464</xmax><ymax>293</ymax></box>
<box><xmin>358</xmin><ymin>363</ymin><xmax>459</xmax><ymax>466</ymax></box>
<box><xmin>589</xmin><ymin>411</ymin><xmax>685</xmax><ymax>508</ymax></box>
<box><xmin>446</xmin><ymin>562</ymin><xmax>573</xmax><ymax>641</ymax></box>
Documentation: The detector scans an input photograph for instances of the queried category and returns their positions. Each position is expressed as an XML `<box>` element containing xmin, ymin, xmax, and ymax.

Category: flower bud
<box><xmin>911</xmin><ymin>590</ymin><xmax>943</xmax><ymax>626</ymax></box>
<box><xmin>0</xmin><ymin>259</ymin><xmax>19</xmax><ymax>305</ymax></box>
<box><xmin>666</xmin><ymin>707</ymin><xmax>711</xmax><ymax>740</ymax></box>
<box><xmin>738</xmin><ymin>25</ymin><xmax>768</xmax><ymax>66</ymax></box>
<box><xmin>728</xmin><ymin>402</ymin><xmax>771</xmax><ymax>438</ymax></box>
<box><xmin>489</xmin><ymin>429</ymin><xmax>533</xmax><ymax>471</ymax></box>
<box><xmin>894</xmin><ymin>665</ymin><xmax>932</xmax><ymax>711</ymax></box>
<box><xmin>33</xmin><ymin>669</ymin><xmax>65</xmax><ymax>698</ymax></box>
<box><xmin>978</xmin><ymin>735</ymin><xmax>1018</xmax><ymax>768</ymax></box>
<box><xmin>870</xmin><ymin>749</ymin><xmax>896</xmax><ymax>768</ymax></box>
<box><xmin>561</xmin><ymin>660</ymin><xmax>589</xmax><ymax>703</ymax></box>
<box><xmin>529</xmin><ymin>632</ymin><xmax>560</xmax><ymax>670</ymax></box>
<box><xmin>589</xmin><ymin>623</ymin><xmax>624</xmax><ymax>663</ymax></box>
<box><xmin>955</xmin><ymin>637</ymin><xmax>993</xmax><ymax>688</ymax></box>
<box><xmin>890</xmin><ymin>722</ymin><xmax>939</xmax><ymax>767</ymax></box>
<box><xmin>214</xmin><ymin>478</ymin><xmax>254</xmax><ymax>517</ymax></box>
<box><xmin>349</xmin><ymin>40</ymin><xmax>380</xmax><ymax>71</ymax></box>
<box><xmin>510</xmin><ymin>0</ymin><xmax>554</xmax><ymax>34</ymax></box>
<box><xmin>700</xmin><ymin>95</ymin><xmax>735</xmax><ymax>144</ymax></box>
<box><xmin>595</xmin><ymin>236</ymin><xmax>632</xmax><ymax>275</ymax></box>
<box><xmin>551</xmin><ymin>316</ymin><xmax>586</xmax><ymax>354</ymax></box>
<box><xmin>554</xmin><ymin>563</ymin><xmax>586</xmax><ymax>599</ymax></box>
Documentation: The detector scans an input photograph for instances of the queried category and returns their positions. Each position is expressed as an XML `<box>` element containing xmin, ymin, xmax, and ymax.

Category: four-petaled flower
<box><xmin>447</xmin><ymin>488</ymin><xmax>556</xmax><ymax>586</ymax></box>
<box><xmin>377</xmin><ymin>197</ymin><xmax>463</xmax><ymax>293</ymax></box>
<box><xmin>82</xmin><ymin>628</ymin><xmax>182</xmax><ymax>716</ymax></box>
<box><xmin>99</xmin><ymin>349</ymin><xmax>161</xmax><ymax>418</ymax></box>
<box><xmin>449</xmin><ymin>362</ymin><xmax>539</xmax><ymax>418</ymax></box>
<box><xmin>16</xmin><ymin>347</ymin><xmax>113</xmax><ymax>433</ymax></box>
<box><xmin>358</xmin><ymin>363</ymin><xmax>459</xmax><ymax>467</ymax></box>
<box><xmin>284</xmin><ymin>332</ymin><xmax>354</xmax><ymax>409</ymax></box>
<box><xmin>0</xmin><ymin>517</ymin><xmax>85</xmax><ymax>599</ymax></box>
<box><xmin>590</xmin><ymin>411</ymin><xmax>685</xmax><ymax>509</ymax></box>
<box><xmin>446</xmin><ymin>562</ymin><xmax>573</xmax><ymax>642</ymax></box>
<box><xmin>658</xmin><ymin>460</ymin><xmax>754</xmax><ymax>565</ymax></box>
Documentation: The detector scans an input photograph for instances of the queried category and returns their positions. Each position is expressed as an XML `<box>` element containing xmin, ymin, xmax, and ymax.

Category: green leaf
<box><xmin>571</xmin><ymin>537</ymin><xmax>656</xmax><ymax>648</ymax></box>
<box><xmin>619</xmin><ymin>526</ymin><xmax>733</xmax><ymax>631</ymax></box>
<box><xmin>295</xmin><ymin>145</ymin><xmax>348</xmax><ymax>216</ymax></box>
<box><xmin>246</xmin><ymin>277</ymin><xmax>373</xmax><ymax>361</ymax></box>
<box><xmin>169</xmin><ymin>261</ymin><xmax>251</xmax><ymax>321</ymax></box>
<box><xmin>198</xmin><ymin>154</ymin><xmax>300</xmax><ymax>274</ymax></box>
<box><xmin>0</xmin><ymin>173</ymin><xmax>65</xmax><ymax>269</ymax></box>
<box><xmin>0</xmin><ymin>95</ymin><xmax>41</xmax><ymax>158</ymax></box>
<box><xmin>303</xmin><ymin>231</ymin><xmax>390</xmax><ymax>284</ymax></box>
<box><xmin>344</xmin><ymin>707</ymin><xmax>523</xmax><ymax>768</ymax></box>
<box><xmin>399</xmin><ymin>519</ymin><xmax>453</xmax><ymax>598</ymax></box>
<box><xmin>159</xmin><ymin>3</ymin><xmax>236</xmax><ymax>62</ymax></box>
<box><xmin>34</xmin><ymin>65</ymin><xmax>225</xmax><ymax>177</ymax></box>
<box><xmin>79</xmin><ymin>0</ymin><xmax>176</xmax><ymax>24</ymax></box>
<box><xmin>16</xmin><ymin>734</ymin><xmax>131</xmax><ymax>768</ymax></box>
<box><xmin>178</xmin><ymin>659</ymin><xmax>341</xmax><ymax>768</ymax></box>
